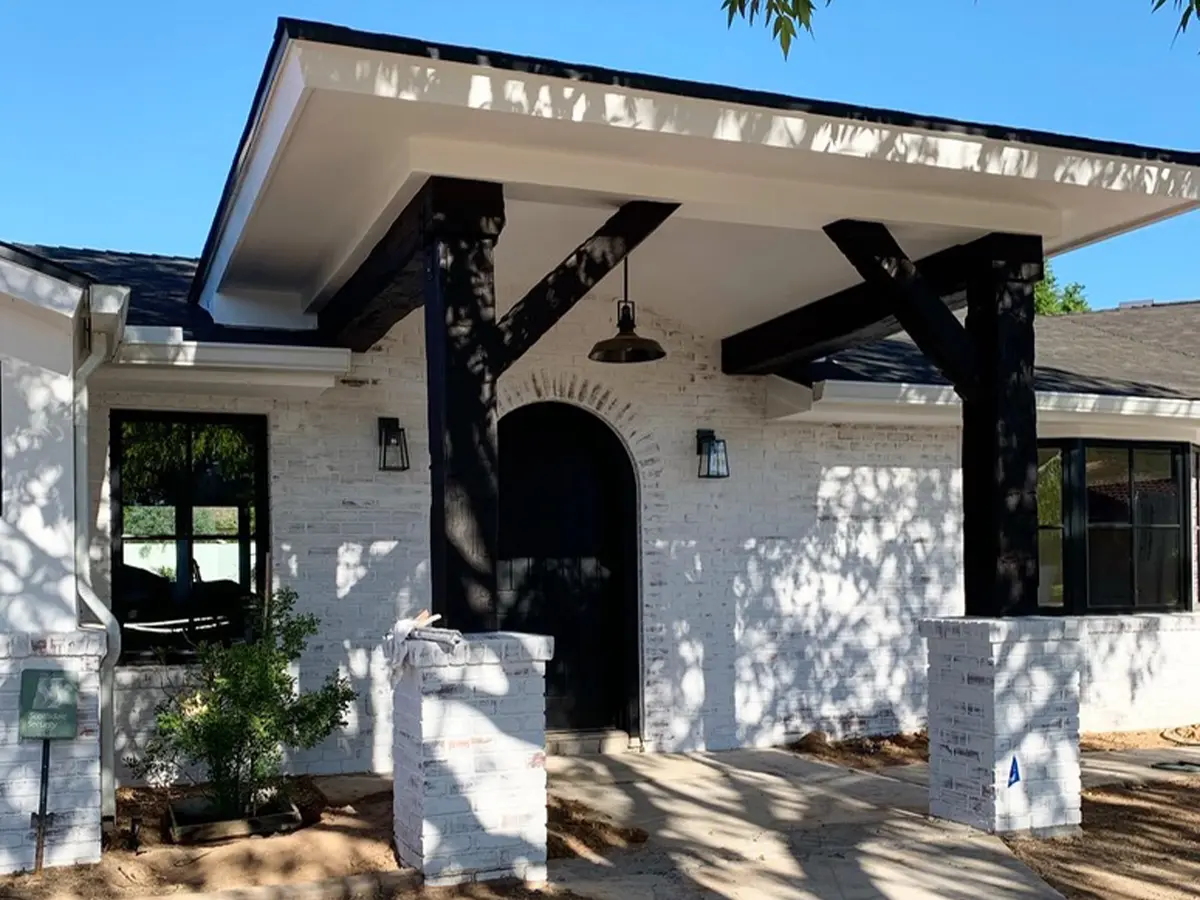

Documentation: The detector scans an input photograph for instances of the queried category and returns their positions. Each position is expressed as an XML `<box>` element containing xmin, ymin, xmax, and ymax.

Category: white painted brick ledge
<box><xmin>403</xmin><ymin>633</ymin><xmax>555</xmax><ymax>670</ymax></box>
<box><xmin>920</xmin><ymin>617</ymin><xmax>1084</xmax><ymax>643</ymax></box>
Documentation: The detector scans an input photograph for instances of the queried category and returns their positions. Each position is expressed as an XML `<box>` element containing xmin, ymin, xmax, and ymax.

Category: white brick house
<box><xmin>6</xmin><ymin>16</ymin><xmax>1200</xmax><ymax>857</ymax></box>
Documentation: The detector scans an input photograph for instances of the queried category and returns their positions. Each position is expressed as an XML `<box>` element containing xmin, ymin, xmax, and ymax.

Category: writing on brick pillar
<box><xmin>392</xmin><ymin>631</ymin><xmax>554</xmax><ymax>887</ymax></box>
<box><xmin>0</xmin><ymin>632</ymin><xmax>106</xmax><ymax>875</ymax></box>
<box><xmin>920</xmin><ymin>617</ymin><xmax>1082</xmax><ymax>836</ymax></box>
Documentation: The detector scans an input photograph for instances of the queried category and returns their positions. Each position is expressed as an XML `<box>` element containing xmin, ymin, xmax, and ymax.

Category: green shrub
<box><xmin>128</xmin><ymin>587</ymin><xmax>356</xmax><ymax>818</ymax></box>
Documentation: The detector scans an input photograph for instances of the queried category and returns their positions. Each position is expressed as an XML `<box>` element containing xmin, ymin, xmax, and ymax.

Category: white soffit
<box><xmin>196</xmin><ymin>24</ymin><xmax>1200</xmax><ymax>333</ymax></box>
<box><xmin>770</xmin><ymin>377</ymin><xmax>1200</xmax><ymax>431</ymax></box>
<box><xmin>96</xmin><ymin>327</ymin><xmax>352</xmax><ymax>398</ymax></box>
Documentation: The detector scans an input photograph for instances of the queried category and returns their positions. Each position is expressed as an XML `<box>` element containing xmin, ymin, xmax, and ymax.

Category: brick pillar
<box><xmin>0</xmin><ymin>631</ymin><xmax>105</xmax><ymax>873</ymax></box>
<box><xmin>392</xmin><ymin>631</ymin><xmax>554</xmax><ymax>886</ymax></box>
<box><xmin>920</xmin><ymin>617</ymin><xmax>1082</xmax><ymax>835</ymax></box>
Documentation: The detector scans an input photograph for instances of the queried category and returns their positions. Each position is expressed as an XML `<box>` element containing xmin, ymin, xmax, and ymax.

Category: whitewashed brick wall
<box><xmin>922</xmin><ymin>617</ymin><xmax>1082</xmax><ymax>835</ymax></box>
<box><xmin>1080</xmin><ymin>614</ymin><xmax>1200</xmax><ymax>732</ymax></box>
<box><xmin>0</xmin><ymin>631</ymin><xmax>104</xmax><ymax>874</ymax></box>
<box><xmin>393</xmin><ymin>632</ymin><xmax>552</xmax><ymax>886</ymax></box>
<box><xmin>90</xmin><ymin>292</ymin><xmax>964</xmax><ymax>777</ymax></box>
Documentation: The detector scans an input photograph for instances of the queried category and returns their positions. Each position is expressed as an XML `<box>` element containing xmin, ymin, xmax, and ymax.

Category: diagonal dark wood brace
<box><xmin>823</xmin><ymin>219</ymin><xmax>979</xmax><ymax>402</ymax></box>
<box><xmin>496</xmin><ymin>200</ymin><xmax>678</xmax><ymax>374</ymax></box>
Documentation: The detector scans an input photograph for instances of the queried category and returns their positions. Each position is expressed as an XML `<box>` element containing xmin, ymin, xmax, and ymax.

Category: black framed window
<box><xmin>1036</xmin><ymin>439</ymin><xmax>1192</xmax><ymax>614</ymax></box>
<box><xmin>111</xmin><ymin>411</ymin><xmax>268</xmax><ymax>662</ymax></box>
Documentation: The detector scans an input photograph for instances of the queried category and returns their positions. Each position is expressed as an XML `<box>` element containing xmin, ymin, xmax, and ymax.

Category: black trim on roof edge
<box><xmin>188</xmin><ymin>15</ymin><xmax>1200</xmax><ymax>306</ymax></box>
<box><xmin>0</xmin><ymin>240</ymin><xmax>94</xmax><ymax>288</ymax></box>
<box><xmin>185</xmin><ymin>18</ymin><xmax>294</xmax><ymax>306</ymax></box>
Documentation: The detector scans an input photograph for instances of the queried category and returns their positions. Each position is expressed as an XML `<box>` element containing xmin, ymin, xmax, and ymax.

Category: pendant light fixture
<box><xmin>588</xmin><ymin>258</ymin><xmax>666</xmax><ymax>364</ymax></box>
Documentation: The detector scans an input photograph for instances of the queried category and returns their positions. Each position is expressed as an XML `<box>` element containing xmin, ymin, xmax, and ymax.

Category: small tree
<box><xmin>129</xmin><ymin>588</ymin><xmax>355</xmax><ymax>818</ymax></box>
<box><xmin>1035</xmin><ymin>262</ymin><xmax>1089</xmax><ymax>316</ymax></box>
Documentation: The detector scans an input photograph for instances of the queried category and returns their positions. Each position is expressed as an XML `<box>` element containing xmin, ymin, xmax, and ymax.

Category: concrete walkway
<box><xmin>547</xmin><ymin>749</ymin><xmax>1061</xmax><ymax>900</ymax></box>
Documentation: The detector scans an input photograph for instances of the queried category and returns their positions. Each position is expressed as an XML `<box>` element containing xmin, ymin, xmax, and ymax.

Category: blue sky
<box><xmin>2</xmin><ymin>0</ymin><xmax>1197</xmax><ymax>309</ymax></box>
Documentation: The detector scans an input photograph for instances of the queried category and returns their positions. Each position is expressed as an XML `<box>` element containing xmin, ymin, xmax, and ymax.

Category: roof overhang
<box><xmin>770</xmin><ymin>377</ymin><xmax>1200</xmax><ymax>440</ymax></box>
<box><xmin>95</xmin><ymin>326</ymin><xmax>352</xmax><ymax>398</ymax></box>
<box><xmin>190</xmin><ymin>18</ymin><xmax>1200</xmax><ymax>337</ymax></box>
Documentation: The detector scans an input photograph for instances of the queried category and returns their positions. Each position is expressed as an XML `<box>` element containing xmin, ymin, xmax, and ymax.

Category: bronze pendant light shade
<box><xmin>588</xmin><ymin>259</ymin><xmax>666</xmax><ymax>364</ymax></box>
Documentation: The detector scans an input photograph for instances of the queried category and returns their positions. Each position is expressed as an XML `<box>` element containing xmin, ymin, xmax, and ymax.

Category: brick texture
<box><xmin>393</xmin><ymin>632</ymin><xmax>553</xmax><ymax>886</ymax></box>
<box><xmin>922</xmin><ymin>617</ymin><xmax>1083</xmax><ymax>835</ymax></box>
<box><xmin>0</xmin><ymin>630</ymin><xmax>105</xmax><ymax>874</ymax></box>
<box><xmin>89</xmin><ymin>293</ymin><xmax>964</xmax><ymax>777</ymax></box>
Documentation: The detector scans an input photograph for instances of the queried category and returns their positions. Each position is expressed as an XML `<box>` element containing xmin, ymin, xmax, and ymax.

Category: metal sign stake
<box><xmin>33</xmin><ymin>739</ymin><xmax>51</xmax><ymax>874</ymax></box>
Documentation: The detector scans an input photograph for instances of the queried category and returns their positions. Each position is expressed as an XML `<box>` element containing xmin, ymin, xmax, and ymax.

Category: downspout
<box><xmin>74</xmin><ymin>329</ymin><xmax>121</xmax><ymax>822</ymax></box>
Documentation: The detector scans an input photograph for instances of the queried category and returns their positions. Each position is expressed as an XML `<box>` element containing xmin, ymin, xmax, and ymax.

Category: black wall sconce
<box><xmin>696</xmin><ymin>429</ymin><xmax>730</xmax><ymax>479</ymax></box>
<box><xmin>378</xmin><ymin>417</ymin><xmax>410</xmax><ymax>472</ymax></box>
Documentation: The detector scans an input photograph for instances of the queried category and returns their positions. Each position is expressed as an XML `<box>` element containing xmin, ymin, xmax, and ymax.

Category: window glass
<box><xmin>1088</xmin><ymin>527</ymin><xmax>1133</xmax><ymax>608</ymax></box>
<box><xmin>1086</xmin><ymin>448</ymin><xmax>1131</xmax><ymax>523</ymax></box>
<box><xmin>1037</xmin><ymin>529</ymin><xmax>1064</xmax><ymax>608</ymax></box>
<box><xmin>113</xmin><ymin>413</ymin><xmax>266</xmax><ymax>662</ymax></box>
<box><xmin>1136</xmin><ymin>529</ymin><xmax>1181</xmax><ymax>608</ymax></box>
<box><xmin>1037</xmin><ymin>448</ymin><xmax>1063</xmax><ymax>527</ymax></box>
<box><xmin>1134</xmin><ymin>449</ymin><xmax>1179</xmax><ymax>526</ymax></box>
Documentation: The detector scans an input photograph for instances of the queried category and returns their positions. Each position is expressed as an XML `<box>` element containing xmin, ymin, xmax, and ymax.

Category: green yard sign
<box><xmin>19</xmin><ymin>669</ymin><xmax>78</xmax><ymax>740</ymax></box>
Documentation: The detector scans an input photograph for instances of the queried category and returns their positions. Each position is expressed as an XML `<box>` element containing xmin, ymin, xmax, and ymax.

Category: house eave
<box><xmin>95</xmin><ymin>327</ymin><xmax>352</xmax><ymax>398</ymax></box>
<box><xmin>769</xmin><ymin>377</ymin><xmax>1200</xmax><ymax>430</ymax></box>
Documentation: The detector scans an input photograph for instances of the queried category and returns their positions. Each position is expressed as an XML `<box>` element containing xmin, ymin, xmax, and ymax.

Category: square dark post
<box><xmin>423</xmin><ymin>178</ymin><xmax>506</xmax><ymax>632</ymax></box>
<box><xmin>962</xmin><ymin>233</ymin><xmax>1044</xmax><ymax>617</ymax></box>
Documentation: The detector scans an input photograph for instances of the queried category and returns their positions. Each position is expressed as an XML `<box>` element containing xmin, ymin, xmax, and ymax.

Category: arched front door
<box><xmin>498</xmin><ymin>401</ymin><xmax>638</xmax><ymax>734</ymax></box>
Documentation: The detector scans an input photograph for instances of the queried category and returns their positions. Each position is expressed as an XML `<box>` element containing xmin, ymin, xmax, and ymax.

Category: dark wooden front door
<box><xmin>498</xmin><ymin>402</ymin><xmax>637</xmax><ymax>733</ymax></box>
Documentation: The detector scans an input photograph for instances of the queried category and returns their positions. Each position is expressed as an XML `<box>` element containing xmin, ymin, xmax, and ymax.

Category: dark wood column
<box><xmin>962</xmin><ymin>234</ymin><xmax>1044</xmax><ymax>617</ymax></box>
<box><xmin>423</xmin><ymin>178</ymin><xmax>506</xmax><ymax>632</ymax></box>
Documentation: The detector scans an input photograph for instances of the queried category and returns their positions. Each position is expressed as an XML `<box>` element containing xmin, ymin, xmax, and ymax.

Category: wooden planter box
<box><xmin>168</xmin><ymin>796</ymin><xmax>303</xmax><ymax>844</ymax></box>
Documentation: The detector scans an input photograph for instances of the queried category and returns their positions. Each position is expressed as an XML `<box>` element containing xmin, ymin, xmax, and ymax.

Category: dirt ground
<box><xmin>1080</xmin><ymin>729</ymin><xmax>1195</xmax><ymax>752</ymax></box>
<box><xmin>791</xmin><ymin>727</ymin><xmax>1200</xmax><ymax>767</ymax></box>
<box><xmin>789</xmin><ymin>731</ymin><xmax>929</xmax><ymax>769</ymax></box>
<box><xmin>0</xmin><ymin>781</ymin><xmax>626</xmax><ymax>900</ymax></box>
<box><xmin>1006</xmin><ymin>778</ymin><xmax>1200</xmax><ymax>900</ymax></box>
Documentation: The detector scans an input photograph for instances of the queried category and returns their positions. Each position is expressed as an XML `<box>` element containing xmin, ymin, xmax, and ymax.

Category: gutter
<box><xmin>74</xmin><ymin>288</ymin><xmax>130</xmax><ymax>824</ymax></box>
<box><xmin>768</xmin><ymin>377</ymin><xmax>1200</xmax><ymax>426</ymax></box>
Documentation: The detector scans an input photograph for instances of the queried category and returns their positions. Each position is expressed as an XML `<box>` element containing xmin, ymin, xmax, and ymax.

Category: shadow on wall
<box><xmin>649</xmin><ymin>433</ymin><xmax>964</xmax><ymax>752</ymax></box>
<box><xmin>0</xmin><ymin>356</ymin><xmax>76</xmax><ymax>633</ymax></box>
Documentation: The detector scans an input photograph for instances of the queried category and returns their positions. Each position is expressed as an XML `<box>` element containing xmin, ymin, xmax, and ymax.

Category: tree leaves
<box><xmin>726</xmin><ymin>0</ymin><xmax>1200</xmax><ymax>56</ymax></box>
<box><xmin>721</xmin><ymin>0</ymin><xmax>824</xmax><ymax>57</ymax></box>
<box><xmin>1034</xmin><ymin>263</ymin><xmax>1090</xmax><ymax>316</ymax></box>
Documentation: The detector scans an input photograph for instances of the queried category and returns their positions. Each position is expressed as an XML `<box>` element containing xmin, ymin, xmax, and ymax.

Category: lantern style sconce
<box><xmin>378</xmin><ymin>417</ymin><xmax>410</xmax><ymax>472</ymax></box>
<box><xmin>696</xmin><ymin>429</ymin><xmax>730</xmax><ymax>479</ymax></box>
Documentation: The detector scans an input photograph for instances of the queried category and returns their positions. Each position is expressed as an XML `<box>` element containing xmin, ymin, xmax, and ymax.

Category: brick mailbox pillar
<box><xmin>391</xmin><ymin>629</ymin><xmax>554</xmax><ymax>886</ymax></box>
<box><xmin>920</xmin><ymin>617</ymin><xmax>1083</xmax><ymax>835</ymax></box>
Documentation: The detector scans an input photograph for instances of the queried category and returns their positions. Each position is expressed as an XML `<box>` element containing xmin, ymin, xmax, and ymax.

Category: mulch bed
<box><xmin>546</xmin><ymin>796</ymin><xmax>648</xmax><ymax>860</ymax></box>
<box><xmin>1005</xmin><ymin>778</ymin><xmax>1200</xmax><ymax>900</ymax></box>
<box><xmin>789</xmin><ymin>730</ymin><xmax>929</xmax><ymax>769</ymax></box>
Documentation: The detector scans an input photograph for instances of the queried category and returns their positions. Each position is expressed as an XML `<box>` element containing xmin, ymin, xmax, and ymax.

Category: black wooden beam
<box><xmin>495</xmin><ymin>201</ymin><xmax>678</xmax><ymax>375</ymax></box>
<box><xmin>423</xmin><ymin>179</ymin><xmax>507</xmax><ymax>633</ymax></box>
<box><xmin>320</xmin><ymin>178</ymin><xmax>504</xmax><ymax>353</ymax></box>
<box><xmin>961</xmin><ymin>233</ymin><xmax>1044</xmax><ymax>617</ymax></box>
<box><xmin>822</xmin><ymin>219</ymin><xmax>979</xmax><ymax>400</ymax></box>
<box><xmin>721</xmin><ymin>238</ymin><xmax>985</xmax><ymax>376</ymax></box>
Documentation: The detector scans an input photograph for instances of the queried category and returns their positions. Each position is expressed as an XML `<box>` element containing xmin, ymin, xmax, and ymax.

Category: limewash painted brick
<box><xmin>921</xmin><ymin>617</ymin><xmax>1083</xmax><ymax>835</ymax></box>
<box><xmin>393</xmin><ymin>632</ymin><xmax>553</xmax><ymax>887</ymax></box>
<box><xmin>90</xmin><ymin>292</ymin><xmax>964</xmax><ymax>776</ymax></box>
<box><xmin>0</xmin><ymin>631</ymin><xmax>105</xmax><ymax>874</ymax></box>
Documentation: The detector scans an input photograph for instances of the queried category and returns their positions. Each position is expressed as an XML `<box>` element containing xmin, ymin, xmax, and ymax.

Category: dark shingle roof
<box><xmin>806</xmin><ymin>303</ymin><xmax>1200</xmax><ymax>401</ymax></box>
<box><xmin>24</xmin><ymin>245</ymin><xmax>208</xmax><ymax>331</ymax></box>
<box><xmin>22</xmin><ymin>245</ymin><xmax>330</xmax><ymax>346</ymax></box>
<box><xmin>16</xmin><ymin>244</ymin><xmax>1200</xmax><ymax>398</ymax></box>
